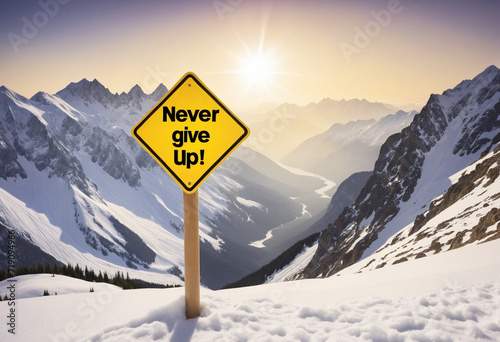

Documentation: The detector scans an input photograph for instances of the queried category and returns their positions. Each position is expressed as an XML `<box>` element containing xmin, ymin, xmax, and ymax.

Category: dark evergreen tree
<box><xmin>75</xmin><ymin>264</ymin><xmax>82</xmax><ymax>278</ymax></box>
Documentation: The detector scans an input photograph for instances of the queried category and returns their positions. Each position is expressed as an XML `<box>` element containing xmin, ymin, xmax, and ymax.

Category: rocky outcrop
<box><xmin>0</xmin><ymin>88</ymin><xmax>96</xmax><ymax>195</ymax></box>
<box><xmin>0</xmin><ymin>133</ymin><xmax>26</xmax><ymax>180</ymax></box>
<box><xmin>84</xmin><ymin>127</ymin><xmax>141</xmax><ymax>187</ymax></box>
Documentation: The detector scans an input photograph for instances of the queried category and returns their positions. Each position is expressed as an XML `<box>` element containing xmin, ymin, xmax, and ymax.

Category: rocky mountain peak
<box><xmin>30</xmin><ymin>91</ymin><xmax>53</xmax><ymax>106</ymax></box>
<box><xmin>57</xmin><ymin>78</ymin><xmax>114</xmax><ymax>107</ymax></box>
<box><xmin>56</xmin><ymin>79</ymin><xmax>168</xmax><ymax>112</ymax></box>
<box><xmin>150</xmin><ymin>83</ymin><xmax>168</xmax><ymax>101</ymax></box>
<box><xmin>0</xmin><ymin>85</ymin><xmax>25</xmax><ymax>103</ymax></box>
<box><xmin>128</xmin><ymin>84</ymin><xmax>146</xmax><ymax>99</ymax></box>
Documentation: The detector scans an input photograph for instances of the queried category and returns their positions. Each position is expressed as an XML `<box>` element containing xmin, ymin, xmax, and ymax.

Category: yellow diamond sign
<box><xmin>132</xmin><ymin>72</ymin><xmax>250</xmax><ymax>193</ymax></box>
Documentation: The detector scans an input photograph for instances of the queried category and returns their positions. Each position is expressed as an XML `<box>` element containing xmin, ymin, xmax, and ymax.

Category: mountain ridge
<box><xmin>56</xmin><ymin>78</ymin><xmax>167</xmax><ymax>111</ymax></box>
<box><xmin>281</xmin><ymin>109</ymin><xmax>417</xmax><ymax>182</ymax></box>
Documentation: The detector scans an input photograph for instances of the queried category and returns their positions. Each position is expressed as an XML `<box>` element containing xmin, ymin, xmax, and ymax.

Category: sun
<box><xmin>237</xmin><ymin>49</ymin><xmax>279</xmax><ymax>88</ymax></box>
<box><xmin>240</xmin><ymin>53</ymin><xmax>276</xmax><ymax>86</ymax></box>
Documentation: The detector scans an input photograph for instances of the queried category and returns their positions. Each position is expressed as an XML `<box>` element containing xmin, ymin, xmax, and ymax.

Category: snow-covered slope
<box><xmin>343</xmin><ymin>142</ymin><xmax>500</xmax><ymax>274</ymax></box>
<box><xmin>0</xmin><ymin>273</ymin><xmax>122</xmax><ymax>299</ymax></box>
<box><xmin>1</xmin><ymin>236</ymin><xmax>498</xmax><ymax>341</ymax></box>
<box><xmin>296</xmin><ymin>65</ymin><xmax>500</xmax><ymax>280</ymax></box>
<box><xmin>0</xmin><ymin>80</ymin><xmax>318</xmax><ymax>289</ymax></box>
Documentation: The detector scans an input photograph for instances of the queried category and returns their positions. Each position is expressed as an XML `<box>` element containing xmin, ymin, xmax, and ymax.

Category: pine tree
<box><xmin>88</xmin><ymin>268</ymin><xmax>95</xmax><ymax>282</ymax></box>
<box><xmin>113</xmin><ymin>271</ymin><xmax>123</xmax><ymax>287</ymax></box>
<box><xmin>75</xmin><ymin>264</ymin><xmax>82</xmax><ymax>278</ymax></box>
<box><xmin>124</xmin><ymin>272</ymin><xmax>133</xmax><ymax>289</ymax></box>
<box><xmin>54</xmin><ymin>264</ymin><xmax>62</xmax><ymax>275</ymax></box>
<box><xmin>43</xmin><ymin>289</ymin><xmax>50</xmax><ymax>296</ymax></box>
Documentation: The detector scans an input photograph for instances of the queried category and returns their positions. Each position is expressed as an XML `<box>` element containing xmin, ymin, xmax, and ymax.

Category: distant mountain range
<box><xmin>282</xmin><ymin>109</ymin><xmax>417</xmax><ymax>182</ymax></box>
<box><xmin>245</xmin><ymin>98</ymin><xmax>403</xmax><ymax>161</ymax></box>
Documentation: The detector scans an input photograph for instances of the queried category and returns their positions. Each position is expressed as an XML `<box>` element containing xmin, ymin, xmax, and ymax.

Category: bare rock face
<box><xmin>0</xmin><ymin>133</ymin><xmax>26</xmax><ymax>180</ymax></box>
<box><xmin>0</xmin><ymin>88</ymin><xmax>96</xmax><ymax>195</ymax></box>
<box><xmin>84</xmin><ymin>127</ymin><xmax>141</xmax><ymax>187</ymax></box>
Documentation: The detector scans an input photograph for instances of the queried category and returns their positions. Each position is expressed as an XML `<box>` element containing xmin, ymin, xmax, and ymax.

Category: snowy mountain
<box><xmin>56</xmin><ymin>78</ymin><xmax>168</xmax><ymax>113</ymax></box>
<box><xmin>0</xmin><ymin>80</ymin><xmax>321</xmax><ymax>289</ymax></box>
<box><xmin>246</xmin><ymin>98</ymin><xmax>396</xmax><ymax>160</ymax></box>
<box><xmin>282</xmin><ymin>110</ymin><xmax>417</xmax><ymax>182</ymax></box>
<box><xmin>290</xmin><ymin>65</ymin><xmax>500</xmax><ymax>279</ymax></box>
<box><xmin>340</xmin><ymin>139</ymin><xmax>500</xmax><ymax>275</ymax></box>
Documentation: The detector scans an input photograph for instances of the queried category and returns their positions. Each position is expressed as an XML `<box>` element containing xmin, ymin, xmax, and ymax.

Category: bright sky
<box><xmin>0</xmin><ymin>0</ymin><xmax>499</xmax><ymax>111</ymax></box>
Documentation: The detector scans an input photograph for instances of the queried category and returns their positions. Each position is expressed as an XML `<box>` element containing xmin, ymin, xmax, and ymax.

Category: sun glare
<box><xmin>220</xmin><ymin>20</ymin><xmax>295</xmax><ymax>106</ymax></box>
<box><xmin>228</xmin><ymin>44</ymin><xmax>294</xmax><ymax>108</ymax></box>
<box><xmin>240</xmin><ymin>53</ymin><xmax>276</xmax><ymax>86</ymax></box>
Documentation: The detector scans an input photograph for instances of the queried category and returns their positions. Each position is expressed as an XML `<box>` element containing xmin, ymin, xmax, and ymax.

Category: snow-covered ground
<box><xmin>1</xmin><ymin>238</ymin><xmax>499</xmax><ymax>341</ymax></box>
<box><xmin>266</xmin><ymin>241</ymin><xmax>318</xmax><ymax>283</ymax></box>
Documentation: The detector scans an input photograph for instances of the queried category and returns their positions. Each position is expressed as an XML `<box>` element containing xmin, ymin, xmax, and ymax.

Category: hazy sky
<box><xmin>1</xmin><ymin>0</ymin><xmax>499</xmax><ymax>110</ymax></box>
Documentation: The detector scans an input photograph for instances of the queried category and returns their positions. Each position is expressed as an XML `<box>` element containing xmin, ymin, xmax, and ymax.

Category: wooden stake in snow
<box><xmin>132</xmin><ymin>72</ymin><xmax>249</xmax><ymax>320</ymax></box>
<box><xmin>184</xmin><ymin>190</ymin><xmax>200</xmax><ymax>319</ymax></box>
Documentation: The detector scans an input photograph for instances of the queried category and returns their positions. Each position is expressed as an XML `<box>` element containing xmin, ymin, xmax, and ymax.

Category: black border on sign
<box><xmin>133</xmin><ymin>73</ymin><xmax>249</xmax><ymax>193</ymax></box>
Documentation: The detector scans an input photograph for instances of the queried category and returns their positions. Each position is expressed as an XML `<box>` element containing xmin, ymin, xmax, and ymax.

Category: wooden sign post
<box><xmin>132</xmin><ymin>72</ymin><xmax>249</xmax><ymax>319</ymax></box>
<box><xmin>184</xmin><ymin>190</ymin><xmax>200</xmax><ymax>318</ymax></box>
